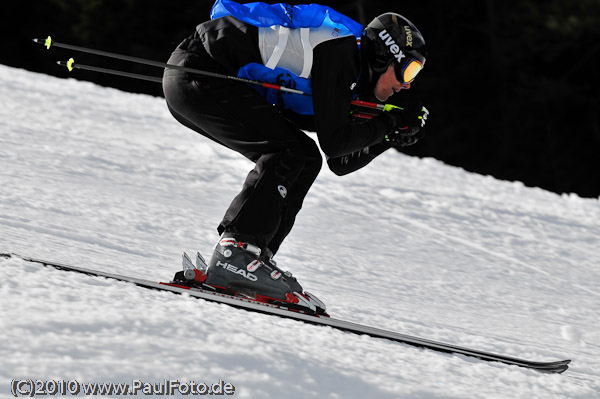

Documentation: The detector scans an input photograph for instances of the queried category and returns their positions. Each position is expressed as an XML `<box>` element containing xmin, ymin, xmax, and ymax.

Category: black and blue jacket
<box><xmin>192</xmin><ymin>0</ymin><xmax>393</xmax><ymax>174</ymax></box>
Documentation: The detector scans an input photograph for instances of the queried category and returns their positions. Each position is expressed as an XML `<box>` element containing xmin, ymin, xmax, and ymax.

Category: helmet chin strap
<box><xmin>369</xmin><ymin>67</ymin><xmax>381</xmax><ymax>96</ymax></box>
<box><xmin>368</xmin><ymin>60</ymin><xmax>393</xmax><ymax>98</ymax></box>
<box><xmin>358</xmin><ymin>41</ymin><xmax>386</xmax><ymax>99</ymax></box>
<box><xmin>360</xmin><ymin>60</ymin><xmax>384</xmax><ymax>99</ymax></box>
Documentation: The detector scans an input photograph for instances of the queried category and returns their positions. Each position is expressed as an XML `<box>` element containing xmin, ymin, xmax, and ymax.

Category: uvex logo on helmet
<box><xmin>378</xmin><ymin>29</ymin><xmax>405</xmax><ymax>63</ymax></box>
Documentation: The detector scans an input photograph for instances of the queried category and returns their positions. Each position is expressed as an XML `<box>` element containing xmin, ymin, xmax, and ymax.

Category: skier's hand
<box><xmin>381</xmin><ymin>104</ymin><xmax>429</xmax><ymax>148</ymax></box>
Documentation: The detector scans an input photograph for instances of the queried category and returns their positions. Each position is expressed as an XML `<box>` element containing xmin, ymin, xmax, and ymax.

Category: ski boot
<box><xmin>259</xmin><ymin>249</ymin><xmax>327</xmax><ymax>315</ymax></box>
<box><xmin>173</xmin><ymin>236</ymin><xmax>326</xmax><ymax>315</ymax></box>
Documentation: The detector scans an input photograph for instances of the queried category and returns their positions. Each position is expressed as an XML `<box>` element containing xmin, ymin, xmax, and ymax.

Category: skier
<box><xmin>162</xmin><ymin>0</ymin><xmax>428</xmax><ymax>311</ymax></box>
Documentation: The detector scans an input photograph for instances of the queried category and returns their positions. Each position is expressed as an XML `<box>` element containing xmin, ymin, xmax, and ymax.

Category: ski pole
<box><xmin>350</xmin><ymin>100</ymin><xmax>401</xmax><ymax>112</ymax></box>
<box><xmin>57</xmin><ymin>57</ymin><xmax>397</xmax><ymax>115</ymax></box>
<box><xmin>57</xmin><ymin>59</ymin><xmax>163</xmax><ymax>83</ymax></box>
<box><xmin>34</xmin><ymin>36</ymin><xmax>307</xmax><ymax>96</ymax></box>
<box><xmin>36</xmin><ymin>36</ymin><xmax>400</xmax><ymax>113</ymax></box>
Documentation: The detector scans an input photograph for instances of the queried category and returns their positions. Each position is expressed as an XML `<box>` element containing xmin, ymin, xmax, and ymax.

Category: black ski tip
<box><xmin>554</xmin><ymin>359</ymin><xmax>572</xmax><ymax>374</ymax></box>
<box><xmin>544</xmin><ymin>363</ymin><xmax>570</xmax><ymax>374</ymax></box>
<box><xmin>529</xmin><ymin>359</ymin><xmax>571</xmax><ymax>374</ymax></box>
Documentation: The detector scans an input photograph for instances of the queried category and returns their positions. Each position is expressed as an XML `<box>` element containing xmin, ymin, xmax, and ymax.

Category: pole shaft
<box><xmin>39</xmin><ymin>38</ymin><xmax>391</xmax><ymax>115</ymax></box>
<box><xmin>37</xmin><ymin>38</ymin><xmax>308</xmax><ymax>96</ymax></box>
<box><xmin>58</xmin><ymin>61</ymin><xmax>163</xmax><ymax>83</ymax></box>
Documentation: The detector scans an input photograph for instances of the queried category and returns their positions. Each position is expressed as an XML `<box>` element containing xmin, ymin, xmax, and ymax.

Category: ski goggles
<box><xmin>395</xmin><ymin>59</ymin><xmax>423</xmax><ymax>84</ymax></box>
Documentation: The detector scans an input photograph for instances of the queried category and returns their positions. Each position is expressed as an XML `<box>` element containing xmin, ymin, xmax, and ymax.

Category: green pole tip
<box><xmin>45</xmin><ymin>36</ymin><xmax>52</xmax><ymax>50</ymax></box>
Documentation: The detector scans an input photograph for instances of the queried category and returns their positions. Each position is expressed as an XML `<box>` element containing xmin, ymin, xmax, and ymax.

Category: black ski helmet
<box><xmin>362</xmin><ymin>13</ymin><xmax>427</xmax><ymax>81</ymax></box>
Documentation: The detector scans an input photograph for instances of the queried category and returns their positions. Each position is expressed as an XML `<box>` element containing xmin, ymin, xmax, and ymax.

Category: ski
<box><xmin>1</xmin><ymin>253</ymin><xmax>571</xmax><ymax>374</ymax></box>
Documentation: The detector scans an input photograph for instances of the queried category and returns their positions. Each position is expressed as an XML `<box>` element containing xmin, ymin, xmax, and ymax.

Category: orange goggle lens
<box><xmin>395</xmin><ymin>59</ymin><xmax>423</xmax><ymax>84</ymax></box>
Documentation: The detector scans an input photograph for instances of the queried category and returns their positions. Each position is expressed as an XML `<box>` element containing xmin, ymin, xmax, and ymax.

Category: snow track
<box><xmin>1</xmin><ymin>65</ymin><xmax>599</xmax><ymax>398</ymax></box>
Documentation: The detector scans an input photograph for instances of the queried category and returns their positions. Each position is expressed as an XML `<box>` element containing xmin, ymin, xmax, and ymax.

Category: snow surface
<box><xmin>1</xmin><ymin>64</ymin><xmax>599</xmax><ymax>398</ymax></box>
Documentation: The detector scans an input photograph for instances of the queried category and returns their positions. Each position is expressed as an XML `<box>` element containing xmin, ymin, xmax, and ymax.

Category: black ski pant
<box><xmin>162</xmin><ymin>43</ymin><xmax>322</xmax><ymax>255</ymax></box>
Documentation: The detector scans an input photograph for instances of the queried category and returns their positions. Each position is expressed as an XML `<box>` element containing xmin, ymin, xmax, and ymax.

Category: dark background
<box><xmin>4</xmin><ymin>0</ymin><xmax>599</xmax><ymax>197</ymax></box>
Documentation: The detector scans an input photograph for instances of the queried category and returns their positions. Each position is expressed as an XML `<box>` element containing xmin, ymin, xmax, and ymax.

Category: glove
<box><xmin>381</xmin><ymin>104</ymin><xmax>429</xmax><ymax>148</ymax></box>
